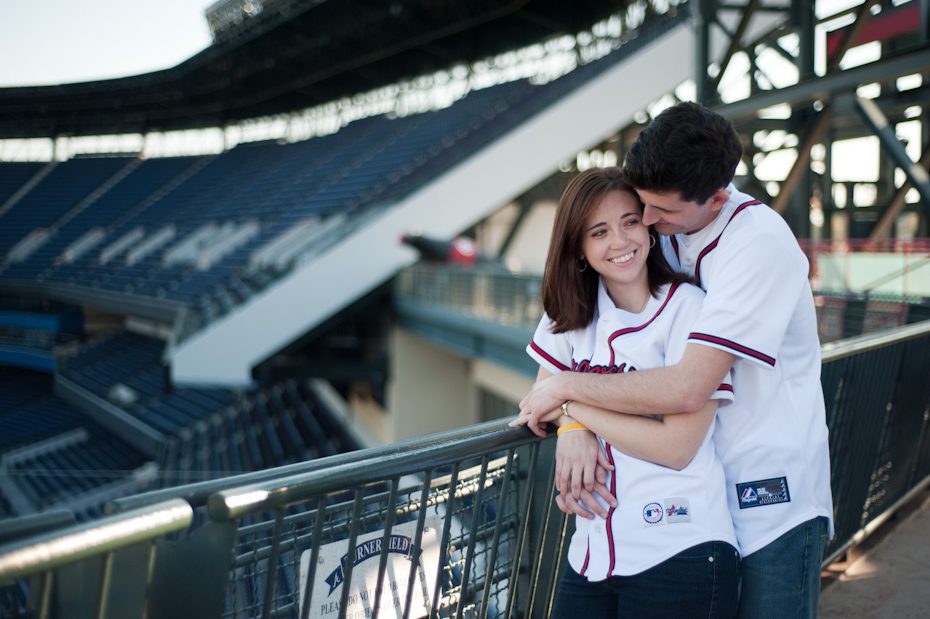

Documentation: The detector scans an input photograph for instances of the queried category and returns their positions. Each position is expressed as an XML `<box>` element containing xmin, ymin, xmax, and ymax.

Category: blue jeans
<box><xmin>737</xmin><ymin>516</ymin><xmax>828</xmax><ymax>619</ymax></box>
<box><xmin>551</xmin><ymin>540</ymin><xmax>740</xmax><ymax>618</ymax></box>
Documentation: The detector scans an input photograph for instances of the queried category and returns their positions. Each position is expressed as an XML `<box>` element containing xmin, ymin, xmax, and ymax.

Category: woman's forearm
<box><xmin>564</xmin><ymin>399</ymin><xmax>717</xmax><ymax>470</ymax></box>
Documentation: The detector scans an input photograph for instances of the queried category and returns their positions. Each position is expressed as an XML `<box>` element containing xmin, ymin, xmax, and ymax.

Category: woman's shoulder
<box><xmin>665</xmin><ymin>280</ymin><xmax>705</xmax><ymax>303</ymax></box>
<box><xmin>661</xmin><ymin>281</ymin><xmax>706</xmax><ymax>320</ymax></box>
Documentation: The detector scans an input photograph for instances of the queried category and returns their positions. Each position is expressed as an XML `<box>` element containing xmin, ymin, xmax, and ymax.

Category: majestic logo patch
<box><xmin>736</xmin><ymin>477</ymin><xmax>790</xmax><ymax>509</ymax></box>
<box><xmin>643</xmin><ymin>502</ymin><xmax>664</xmax><ymax>524</ymax></box>
<box><xmin>664</xmin><ymin>498</ymin><xmax>691</xmax><ymax>523</ymax></box>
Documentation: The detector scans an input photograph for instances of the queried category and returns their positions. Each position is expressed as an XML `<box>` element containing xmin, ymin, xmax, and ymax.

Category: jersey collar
<box><xmin>673</xmin><ymin>183</ymin><xmax>746</xmax><ymax>252</ymax></box>
<box><xmin>597</xmin><ymin>278</ymin><xmax>667</xmax><ymax>321</ymax></box>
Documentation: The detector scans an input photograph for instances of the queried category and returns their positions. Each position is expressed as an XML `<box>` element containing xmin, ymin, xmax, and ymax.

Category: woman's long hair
<box><xmin>542</xmin><ymin>167</ymin><xmax>688</xmax><ymax>333</ymax></box>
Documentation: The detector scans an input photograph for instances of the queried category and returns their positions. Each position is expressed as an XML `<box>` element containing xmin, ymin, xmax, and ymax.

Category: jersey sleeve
<box><xmin>667</xmin><ymin>285</ymin><xmax>734</xmax><ymax>404</ymax></box>
<box><xmin>688</xmin><ymin>229</ymin><xmax>807</xmax><ymax>369</ymax></box>
<box><xmin>526</xmin><ymin>313</ymin><xmax>573</xmax><ymax>374</ymax></box>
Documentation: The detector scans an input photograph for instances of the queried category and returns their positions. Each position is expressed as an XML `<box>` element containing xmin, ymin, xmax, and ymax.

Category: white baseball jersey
<box><xmin>527</xmin><ymin>281</ymin><xmax>737</xmax><ymax>579</ymax></box>
<box><xmin>661</xmin><ymin>184</ymin><xmax>834</xmax><ymax>556</ymax></box>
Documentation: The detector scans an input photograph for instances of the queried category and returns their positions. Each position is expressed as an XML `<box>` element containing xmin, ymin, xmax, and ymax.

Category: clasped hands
<box><xmin>510</xmin><ymin>374</ymin><xmax>616</xmax><ymax>520</ymax></box>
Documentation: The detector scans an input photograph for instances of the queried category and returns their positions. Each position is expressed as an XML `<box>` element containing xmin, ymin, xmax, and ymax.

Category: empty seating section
<box><xmin>7</xmin><ymin>157</ymin><xmax>200</xmax><ymax>281</ymax></box>
<box><xmin>0</xmin><ymin>14</ymin><xmax>687</xmax><ymax>336</ymax></box>
<box><xmin>7</xmin><ymin>430</ymin><xmax>147</xmax><ymax>510</ymax></box>
<box><xmin>59</xmin><ymin>330</ymin><xmax>235</xmax><ymax>435</ymax></box>
<box><xmin>53</xmin><ymin>330</ymin><xmax>355</xmax><ymax>488</ymax></box>
<box><xmin>0</xmin><ymin>162</ymin><xmax>44</xmax><ymax>206</ymax></box>
<box><xmin>0</xmin><ymin>370</ymin><xmax>84</xmax><ymax>451</ymax></box>
<box><xmin>0</xmin><ymin>158</ymin><xmax>129</xmax><ymax>258</ymax></box>
<box><xmin>156</xmin><ymin>378</ymin><xmax>348</xmax><ymax>487</ymax></box>
<box><xmin>0</xmin><ymin>368</ymin><xmax>148</xmax><ymax>521</ymax></box>
<box><xmin>0</xmin><ymin>329</ymin><xmax>357</xmax><ymax>522</ymax></box>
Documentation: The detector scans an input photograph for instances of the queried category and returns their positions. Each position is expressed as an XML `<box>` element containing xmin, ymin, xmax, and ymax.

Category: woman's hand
<box><xmin>553</xmin><ymin>429</ymin><xmax>616</xmax><ymax>519</ymax></box>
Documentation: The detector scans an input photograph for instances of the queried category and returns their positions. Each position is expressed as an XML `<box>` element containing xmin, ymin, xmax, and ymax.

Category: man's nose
<box><xmin>642</xmin><ymin>206</ymin><xmax>659</xmax><ymax>225</ymax></box>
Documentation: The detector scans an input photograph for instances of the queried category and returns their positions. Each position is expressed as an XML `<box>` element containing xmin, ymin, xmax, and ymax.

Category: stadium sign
<box><xmin>299</xmin><ymin>517</ymin><xmax>442</xmax><ymax>619</ymax></box>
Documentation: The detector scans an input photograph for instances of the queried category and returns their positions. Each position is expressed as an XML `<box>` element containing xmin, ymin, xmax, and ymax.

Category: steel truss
<box><xmin>692</xmin><ymin>0</ymin><xmax>930</xmax><ymax>240</ymax></box>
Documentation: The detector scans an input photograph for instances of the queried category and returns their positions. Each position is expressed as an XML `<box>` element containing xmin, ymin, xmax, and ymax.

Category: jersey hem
<box><xmin>738</xmin><ymin>509</ymin><xmax>834</xmax><ymax>557</ymax></box>
<box><xmin>568</xmin><ymin>534</ymin><xmax>739</xmax><ymax>580</ymax></box>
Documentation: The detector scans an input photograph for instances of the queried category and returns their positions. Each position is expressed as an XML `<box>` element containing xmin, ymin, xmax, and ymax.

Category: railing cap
<box><xmin>0</xmin><ymin>498</ymin><xmax>192</xmax><ymax>580</ymax></box>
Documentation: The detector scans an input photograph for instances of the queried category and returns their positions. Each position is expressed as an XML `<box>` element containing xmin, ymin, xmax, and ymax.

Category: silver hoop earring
<box><xmin>577</xmin><ymin>257</ymin><xmax>588</xmax><ymax>272</ymax></box>
<box><xmin>649</xmin><ymin>236</ymin><xmax>656</xmax><ymax>249</ymax></box>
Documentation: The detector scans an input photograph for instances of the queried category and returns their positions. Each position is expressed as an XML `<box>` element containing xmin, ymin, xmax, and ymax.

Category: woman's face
<box><xmin>580</xmin><ymin>189</ymin><xmax>651</xmax><ymax>310</ymax></box>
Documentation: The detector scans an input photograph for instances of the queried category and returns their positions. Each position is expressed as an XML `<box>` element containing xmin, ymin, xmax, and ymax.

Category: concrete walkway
<box><xmin>819</xmin><ymin>489</ymin><xmax>930</xmax><ymax>618</ymax></box>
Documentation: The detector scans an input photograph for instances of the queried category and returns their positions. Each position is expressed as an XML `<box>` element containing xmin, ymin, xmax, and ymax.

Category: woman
<box><xmin>510</xmin><ymin>168</ymin><xmax>738</xmax><ymax>618</ymax></box>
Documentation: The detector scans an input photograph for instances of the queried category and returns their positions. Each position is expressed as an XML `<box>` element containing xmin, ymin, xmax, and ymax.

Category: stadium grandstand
<box><xmin>0</xmin><ymin>0</ymin><xmax>929</xmax><ymax>617</ymax></box>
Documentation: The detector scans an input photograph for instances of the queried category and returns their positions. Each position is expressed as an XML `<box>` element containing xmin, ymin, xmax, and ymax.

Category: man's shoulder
<box><xmin>722</xmin><ymin>191</ymin><xmax>798</xmax><ymax>249</ymax></box>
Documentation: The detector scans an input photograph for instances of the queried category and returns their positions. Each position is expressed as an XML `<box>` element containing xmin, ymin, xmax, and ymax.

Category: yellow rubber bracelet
<box><xmin>556</xmin><ymin>422</ymin><xmax>587</xmax><ymax>436</ymax></box>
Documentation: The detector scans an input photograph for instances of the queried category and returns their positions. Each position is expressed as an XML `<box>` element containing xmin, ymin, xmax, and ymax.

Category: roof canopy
<box><xmin>0</xmin><ymin>0</ymin><xmax>632</xmax><ymax>138</ymax></box>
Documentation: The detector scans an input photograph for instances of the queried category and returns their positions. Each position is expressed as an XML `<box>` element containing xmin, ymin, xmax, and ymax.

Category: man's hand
<box><xmin>554</xmin><ymin>429</ymin><xmax>615</xmax><ymax>519</ymax></box>
<box><xmin>518</xmin><ymin>373</ymin><xmax>572</xmax><ymax>437</ymax></box>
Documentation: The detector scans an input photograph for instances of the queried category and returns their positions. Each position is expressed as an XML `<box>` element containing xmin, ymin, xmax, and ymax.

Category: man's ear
<box><xmin>707</xmin><ymin>188</ymin><xmax>729</xmax><ymax>214</ymax></box>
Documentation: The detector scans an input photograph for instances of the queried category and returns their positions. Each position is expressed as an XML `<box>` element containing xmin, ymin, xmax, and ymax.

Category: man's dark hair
<box><xmin>622</xmin><ymin>102</ymin><xmax>743</xmax><ymax>204</ymax></box>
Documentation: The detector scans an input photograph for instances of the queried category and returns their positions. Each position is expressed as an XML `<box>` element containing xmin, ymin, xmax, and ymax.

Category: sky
<box><xmin>0</xmin><ymin>0</ymin><xmax>217</xmax><ymax>87</ymax></box>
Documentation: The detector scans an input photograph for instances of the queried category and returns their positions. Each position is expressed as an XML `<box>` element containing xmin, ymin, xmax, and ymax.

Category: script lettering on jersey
<box><xmin>571</xmin><ymin>359</ymin><xmax>636</xmax><ymax>374</ymax></box>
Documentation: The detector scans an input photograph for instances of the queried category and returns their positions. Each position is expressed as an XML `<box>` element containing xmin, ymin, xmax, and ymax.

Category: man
<box><xmin>518</xmin><ymin>102</ymin><xmax>833</xmax><ymax>618</ymax></box>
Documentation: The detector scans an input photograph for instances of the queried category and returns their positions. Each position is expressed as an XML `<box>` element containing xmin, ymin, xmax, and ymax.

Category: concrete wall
<box><xmin>367</xmin><ymin>327</ymin><xmax>537</xmax><ymax>443</ymax></box>
<box><xmin>386</xmin><ymin>328</ymin><xmax>476</xmax><ymax>442</ymax></box>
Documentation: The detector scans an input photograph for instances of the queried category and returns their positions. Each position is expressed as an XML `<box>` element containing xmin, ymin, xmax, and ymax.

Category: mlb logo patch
<box><xmin>642</xmin><ymin>502</ymin><xmax>664</xmax><ymax>525</ymax></box>
<box><xmin>736</xmin><ymin>477</ymin><xmax>790</xmax><ymax>509</ymax></box>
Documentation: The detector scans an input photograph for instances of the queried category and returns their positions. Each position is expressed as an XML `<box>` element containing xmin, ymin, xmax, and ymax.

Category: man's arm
<box><xmin>563</xmin><ymin>398</ymin><xmax>719</xmax><ymax>471</ymax></box>
<box><xmin>519</xmin><ymin>343</ymin><xmax>735</xmax><ymax>435</ymax></box>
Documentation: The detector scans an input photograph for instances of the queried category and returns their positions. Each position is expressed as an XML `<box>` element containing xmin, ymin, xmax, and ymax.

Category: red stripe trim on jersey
<box><xmin>604</xmin><ymin>443</ymin><xmax>618</xmax><ymax>577</ymax></box>
<box><xmin>693</xmin><ymin>198</ymin><xmax>760</xmax><ymax>288</ymax></box>
<box><xmin>669</xmin><ymin>235</ymin><xmax>680</xmax><ymax>264</ymax></box>
<box><xmin>688</xmin><ymin>332</ymin><xmax>776</xmax><ymax>366</ymax></box>
<box><xmin>717</xmin><ymin>383</ymin><xmax>734</xmax><ymax>393</ymax></box>
<box><xmin>580</xmin><ymin>539</ymin><xmax>591</xmax><ymax>576</ymax></box>
<box><xmin>606</xmin><ymin>282</ymin><xmax>680</xmax><ymax>367</ymax></box>
<box><xmin>529</xmin><ymin>341</ymin><xmax>571</xmax><ymax>371</ymax></box>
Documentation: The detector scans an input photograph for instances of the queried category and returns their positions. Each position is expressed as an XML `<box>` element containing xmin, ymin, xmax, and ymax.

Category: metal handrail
<box><xmin>110</xmin><ymin>417</ymin><xmax>526</xmax><ymax>512</ymax></box>
<box><xmin>821</xmin><ymin>317</ymin><xmax>930</xmax><ymax>362</ymax></box>
<box><xmin>208</xmin><ymin>421</ymin><xmax>540</xmax><ymax>520</ymax></box>
<box><xmin>0</xmin><ymin>498</ymin><xmax>192</xmax><ymax>580</ymax></box>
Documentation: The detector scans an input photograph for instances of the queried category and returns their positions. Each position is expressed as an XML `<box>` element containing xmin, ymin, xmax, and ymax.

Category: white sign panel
<box><xmin>299</xmin><ymin>517</ymin><xmax>443</xmax><ymax>619</ymax></box>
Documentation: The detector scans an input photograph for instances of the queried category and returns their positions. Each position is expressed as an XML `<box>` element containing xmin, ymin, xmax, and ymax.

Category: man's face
<box><xmin>635</xmin><ymin>188</ymin><xmax>727</xmax><ymax>236</ymax></box>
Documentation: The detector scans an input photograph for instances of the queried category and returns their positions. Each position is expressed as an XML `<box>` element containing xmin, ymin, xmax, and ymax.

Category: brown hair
<box><xmin>542</xmin><ymin>167</ymin><xmax>688</xmax><ymax>333</ymax></box>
